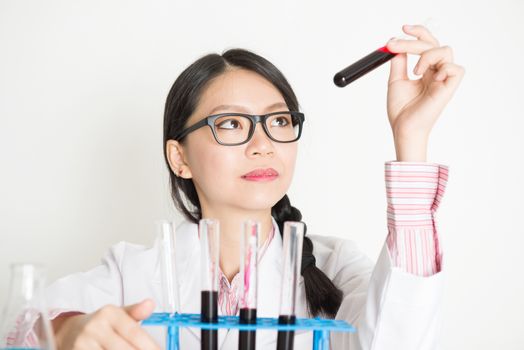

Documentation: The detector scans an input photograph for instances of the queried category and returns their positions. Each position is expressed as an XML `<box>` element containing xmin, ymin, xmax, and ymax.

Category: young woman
<box><xmin>14</xmin><ymin>24</ymin><xmax>464</xmax><ymax>349</ymax></box>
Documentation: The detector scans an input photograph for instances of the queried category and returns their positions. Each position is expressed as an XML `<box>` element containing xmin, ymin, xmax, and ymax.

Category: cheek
<box><xmin>185</xmin><ymin>140</ymin><xmax>298</xmax><ymax>208</ymax></box>
<box><xmin>186</xmin><ymin>143</ymin><xmax>240</xmax><ymax>189</ymax></box>
<box><xmin>280</xmin><ymin>144</ymin><xmax>298</xmax><ymax>180</ymax></box>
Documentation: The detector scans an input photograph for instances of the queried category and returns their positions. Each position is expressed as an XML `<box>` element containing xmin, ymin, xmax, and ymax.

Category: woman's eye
<box><xmin>217</xmin><ymin>119</ymin><xmax>241</xmax><ymax>130</ymax></box>
<box><xmin>271</xmin><ymin>116</ymin><xmax>290</xmax><ymax>127</ymax></box>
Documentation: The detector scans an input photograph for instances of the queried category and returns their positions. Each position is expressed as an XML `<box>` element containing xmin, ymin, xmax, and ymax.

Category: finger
<box><xmin>413</xmin><ymin>46</ymin><xmax>454</xmax><ymax>76</ymax></box>
<box><xmin>433</xmin><ymin>63</ymin><xmax>466</xmax><ymax>89</ymax></box>
<box><xmin>95</xmin><ymin>304</ymin><xmax>159</xmax><ymax>350</ymax></box>
<box><xmin>124</xmin><ymin>299</ymin><xmax>156</xmax><ymax>321</ymax></box>
<box><xmin>81</xmin><ymin>311</ymin><xmax>133</xmax><ymax>350</ymax></box>
<box><xmin>96</xmin><ymin>331</ymin><xmax>136</xmax><ymax>350</ymax></box>
<box><xmin>386</xmin><ymin>38</ymin><xmax>434</xmax><ymax>55</ymax></box>
<box><xmin>388</xmin><ymin>53</ymin><xmax>408</xmax><ymax>83</ymax></box>
<box><xmin>402</xmin><ymin>24</ymin><xmax>440</xmax><ymax>47</ymax></box>
<box><xmin>113</xmin><ymin>316</ymin><xmax>160</xmax><ymax>350</ymax></box>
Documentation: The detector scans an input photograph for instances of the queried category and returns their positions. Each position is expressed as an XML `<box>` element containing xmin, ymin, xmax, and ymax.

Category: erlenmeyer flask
<box><xmin>0</xmin><ymin>263</ymin><xmax>56</xmax><ymax>350</ymax></box>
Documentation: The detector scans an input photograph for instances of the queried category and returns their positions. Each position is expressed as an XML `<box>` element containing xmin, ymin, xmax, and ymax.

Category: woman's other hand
<box><xmin>52</xmin><ymin>299</ymin><xmax>160</xmax><ymax>350</ymax></box>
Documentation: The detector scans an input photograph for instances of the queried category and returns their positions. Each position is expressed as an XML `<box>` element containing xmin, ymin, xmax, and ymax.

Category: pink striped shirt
<box><xmin>385</xmin><ymin>161</ymin><xmax>448</xmax><ymax>276</ymax></box>
<box><xmin>217</xmin><ymin>226</ymin><xmax>275</xmax><ymax>316</ymax></box>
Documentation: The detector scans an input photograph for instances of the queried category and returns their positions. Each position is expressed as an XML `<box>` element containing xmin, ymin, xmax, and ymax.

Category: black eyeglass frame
<box><xmin>173</xmin><ymin>111</ymin><xmax>305</xmax><ymax>146</ymax></box>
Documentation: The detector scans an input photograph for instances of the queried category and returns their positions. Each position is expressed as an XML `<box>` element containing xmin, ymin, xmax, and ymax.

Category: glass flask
<box><xmin>0</xmin><ymin>263</ymin><xmax>55</xmax><ymax>350</ymax></box>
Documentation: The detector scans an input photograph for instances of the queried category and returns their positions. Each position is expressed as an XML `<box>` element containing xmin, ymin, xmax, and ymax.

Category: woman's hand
<box><xmin>385</xmin><ymin>24</ymin><xmax>465</xmax><ymax>162</ymax></box>
<box><xmin>53</xmin><ymin>299</ymin><xmax>160</xmax><ymax>350</ymax></box>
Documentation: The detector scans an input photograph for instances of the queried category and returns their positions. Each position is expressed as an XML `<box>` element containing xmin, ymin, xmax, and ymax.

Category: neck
<box><xmin>201</xmin><ymin>206</ymin><xmax>273</xmax><ymax>282</ymax></box>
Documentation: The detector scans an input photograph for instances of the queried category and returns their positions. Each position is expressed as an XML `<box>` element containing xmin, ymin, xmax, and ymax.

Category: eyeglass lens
<box><xmin>213</xmin><ymin>112</ymin><xmax>300</xmax><ymax>144</ymax></box>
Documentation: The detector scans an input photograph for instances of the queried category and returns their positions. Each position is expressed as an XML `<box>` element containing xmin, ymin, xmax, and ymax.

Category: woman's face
<box><xmin>177</xmin><ymin>68</ymin><xmax>298</xmax><ymax>214</ymax></box>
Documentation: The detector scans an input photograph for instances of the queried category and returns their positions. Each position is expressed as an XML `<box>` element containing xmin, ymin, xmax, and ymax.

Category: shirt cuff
<box><xmin>384</xmin><ymin>161</ymin><xmax>449</xmax><ymax>276</ymax></box>
<box><xmin>7</xmin><ymin>308</ymin><xmax>82</xmax><ymax>348</ymax></box>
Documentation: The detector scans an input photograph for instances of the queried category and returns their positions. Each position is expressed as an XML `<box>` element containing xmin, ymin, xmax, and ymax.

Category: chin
<box><xmin>238</xmin><ymin>191</ymin><xmax>286</xmax><ymax>211</ymax></box>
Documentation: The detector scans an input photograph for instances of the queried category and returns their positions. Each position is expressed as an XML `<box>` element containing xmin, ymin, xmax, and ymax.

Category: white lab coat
<box><xmin>43</xmin><ymin>218</ymin><xmax>444</xmax><ymax>349</ymax></box>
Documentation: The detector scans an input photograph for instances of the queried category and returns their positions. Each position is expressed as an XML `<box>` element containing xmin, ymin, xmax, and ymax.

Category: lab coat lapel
<box><xmin>251</xmin><ymin>218</ymin><xmax>285</xmax><ymax>348</ymax></box>
<box><xmin>257</xmin><ymin>218</ymin><xmax>283</xmax><ymax>318</ymax></box>
<box><xmin>257</xmin><ymin>218</ymin><xmax>305</xmax><ymax>317</ymax></box>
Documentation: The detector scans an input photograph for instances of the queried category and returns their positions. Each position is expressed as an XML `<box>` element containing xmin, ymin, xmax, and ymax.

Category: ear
<box><xmin>166</xmin><ymin>140</ymin><xmax>193</xmax><ymax>179</ymax></box>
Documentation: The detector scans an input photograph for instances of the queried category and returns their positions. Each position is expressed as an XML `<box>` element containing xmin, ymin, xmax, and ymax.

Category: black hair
<box><xmin>162</xmin><ymin>48</ymin><xmax>342</xmax><ymax>318</ymax></box>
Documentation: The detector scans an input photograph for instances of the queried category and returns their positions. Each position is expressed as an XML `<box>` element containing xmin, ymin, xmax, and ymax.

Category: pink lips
<box><xmin>241</xmin><ymin>168</ymin><xmax>279</xmax><ymax>181</ymax></box>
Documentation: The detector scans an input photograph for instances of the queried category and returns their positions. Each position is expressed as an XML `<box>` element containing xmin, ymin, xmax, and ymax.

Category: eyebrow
<box><xmin>207</xmin><ymin>102</ymin><xmax>288</xmax><ymax>115</ymax></box>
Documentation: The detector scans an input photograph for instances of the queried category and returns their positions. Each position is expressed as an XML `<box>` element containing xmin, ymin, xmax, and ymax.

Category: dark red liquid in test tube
<box><xmin>238</xmin><ymin>220</ymin><xmax>259</xmax><ymax>350</ymax></box>
<box><xmin>276</xmin><ymin>222</ymin><xmax>304</xmax><ymax>350</ymax></box>
<box><xmin>201</xmin><ymin>290</ymin><xmax>218</xmax><ymax>350</ymax></box>
<box><xmin>200</xmin><ymin>219</ymin><xmax>220</xmax><ymax>350</ymax></box>
<box><xmin>277</xmin><ymin>315</ymin><xmax>296</xmax><ymax>350</ymax></box>
<box><xmin>334</xmin><ymin>46</ymin><xmax>397</xmax><ymax>87</ymax></box>
<box><xmin>239</xmin><ymin>308</ymin><xmax>257</xmax><ymax>349</ymax></box>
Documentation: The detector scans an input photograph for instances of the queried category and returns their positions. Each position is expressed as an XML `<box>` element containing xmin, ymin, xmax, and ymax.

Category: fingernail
<box><xmin>404</xmin><ymin>24</ymin><xmax>413</xmax><ymax>29</ymax></box>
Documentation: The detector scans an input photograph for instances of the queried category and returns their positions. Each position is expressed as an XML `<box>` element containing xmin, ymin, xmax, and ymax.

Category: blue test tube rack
<box><xmin>142</xmin><ymin>313</ymin><xmax>355</xmax><ymax>350</ymax></box>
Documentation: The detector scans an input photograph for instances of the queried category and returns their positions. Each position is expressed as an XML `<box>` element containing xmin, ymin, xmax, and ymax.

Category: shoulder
<box><xmin>308</xmin><ymin>234</ymin><xmax>366</xmax><ymax>262</ymax></box>
<box><xmin>106</xmin><ymin>220</ymin><xmax>198</xmax><ymax>265</ymax></box>
<box><xmin>308</xmin><ymin>234</ymin><xmax>374</xmax><ymax>281</ymax></box>
<box><xmin>101</xmin><ymin>240</ymin><xmax>153</xmax><ymax>268</ymax></box>
<box><xmin>309</xmin><ymin>234</ymin><xmax>360</xmax><ymax>254</ymax></box>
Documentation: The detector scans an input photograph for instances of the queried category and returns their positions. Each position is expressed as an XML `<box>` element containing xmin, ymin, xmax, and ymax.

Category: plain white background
<box><xmin>1</xmin><ymin>0</ymin><xmax>523</xmax><ymax>348</ymax></box>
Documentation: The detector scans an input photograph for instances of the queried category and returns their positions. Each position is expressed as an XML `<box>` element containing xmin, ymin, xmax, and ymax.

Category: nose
<box><xmin>245</xmin><ymin>123</ymin><xmax>275</xmax><ymax>157</ymax></box>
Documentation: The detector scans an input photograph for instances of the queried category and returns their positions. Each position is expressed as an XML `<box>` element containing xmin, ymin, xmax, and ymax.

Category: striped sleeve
<box><xmin>6</xmin><ymin>308</ymin><xmax>70</xmax><ymax>348</ymax></box>
<box><xmin>384</xmin><ymin>161</ymin><xmax>449</xmax><ymax>277</ymax></box>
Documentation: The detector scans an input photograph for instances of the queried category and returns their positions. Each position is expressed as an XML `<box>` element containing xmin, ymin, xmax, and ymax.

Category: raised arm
<box><xmin>333</xmin><ymin>24</ymin><xmax>463</xmax><ymax>349</ymax></box>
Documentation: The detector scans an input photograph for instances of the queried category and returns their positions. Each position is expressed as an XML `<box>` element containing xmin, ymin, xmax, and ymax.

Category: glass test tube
<box><xmin>334</xmin><ymin>19</ymin><xmax>435</xmax><ymax>87</ymax></box>
<box><xmin>333</xmin><ymin>46</ymin><xmax>397</xmax><ymax>87</ymax></box>
<box><xmin>200</xmin><ymin>218</ymin><xmax>220</xmax><ymax>350</ymax></box>
<box><xmin>238</xmin><ymin>220</ymin><xmax>260</xmax><ymax>350</ymax></box>
<box><xmin>157</xmin><ymin>220</ymin><xmax>180</xmax><ymax>315</ymax></box>
<box><xmin>277</xmin><ymin>221</ymin><xmax>304</xmax><ymax>350</ymax></box>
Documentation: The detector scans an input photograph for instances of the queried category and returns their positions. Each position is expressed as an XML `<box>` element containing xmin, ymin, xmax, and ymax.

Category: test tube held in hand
<box><xmin>333</xmin><ymin>46</ymin><xmax>397</xmax><ymax>87</ymax></box>
<box><xmin>157</xmin><ymin>220</ymin><xmax>180</xmax><ymax>315</ymax></box>
<box><xmin>334</xmin><ymin>20</ymin><xmax>435</xmax><ymax>87</ymax></box>
<box><xmin>238</xmin><ymin>220</ymin><xmax>260</xmax><ymax>350</ymax></box>
<box><xmin>200</xmin><ymin>219</ymin><xmax>220</xmax><ymax>350</ymax></box>
<box><xmin>277</xmin><ymin>221</ymin><xmax>305</xmax><ymax>350</ymax></box>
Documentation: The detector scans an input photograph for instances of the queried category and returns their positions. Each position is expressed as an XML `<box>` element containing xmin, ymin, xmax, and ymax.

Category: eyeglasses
<box><xmin>174</xmin><ymin>111</ymin><xmax>305</xmax><ymax>146</ymax></box>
